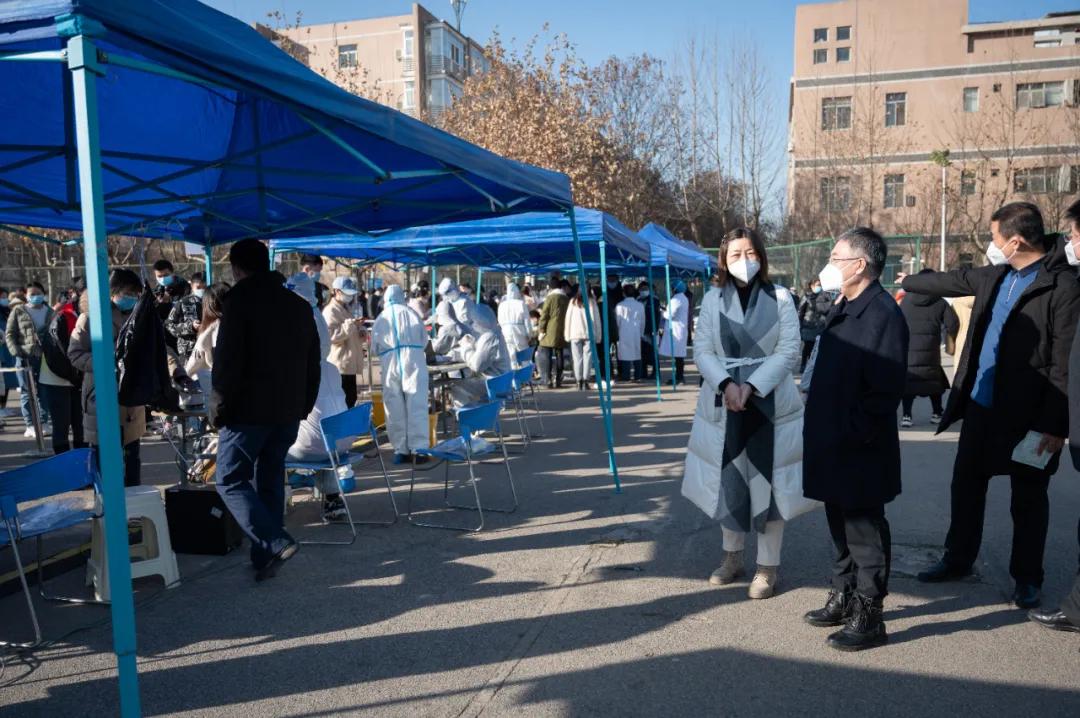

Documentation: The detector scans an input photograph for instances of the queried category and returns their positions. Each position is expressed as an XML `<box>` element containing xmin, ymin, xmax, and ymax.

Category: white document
<box><xmin>1011</xmin><ymin>431</ymin><xmax>1053</xmax><ymax>470</ymax></box>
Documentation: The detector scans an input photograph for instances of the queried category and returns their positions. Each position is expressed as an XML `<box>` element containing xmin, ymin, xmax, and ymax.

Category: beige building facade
<box><xmin>788</xmin><ymin>0</ymin><xmax>1080</xmax><ymax>267</ymax></box>
<box><xmin>264</xmin><ymin>3</ymin><xmax>487</xmax><ymax>118</ymax></box>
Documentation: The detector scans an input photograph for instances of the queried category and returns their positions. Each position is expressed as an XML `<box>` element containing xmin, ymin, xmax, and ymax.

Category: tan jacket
<box><xmin>68</xmin><ymin>299</ymin><xmax>146</xmax><ymax>446</ymax></box>
<box><xmin>323</xmin><ymin>297</ymin><xmax>366</xmax><ymax>375</ymax></box>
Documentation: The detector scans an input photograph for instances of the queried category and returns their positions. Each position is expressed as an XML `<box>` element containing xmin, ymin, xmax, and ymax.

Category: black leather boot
<box><xmin>803</xmin><ymin>588</ymin><xmax>852</xmax><ymax>627</ymax></box>
<box><xmin>827</xmin><ymin>593</ymin><xmax>888</xmax><ymax>651</ymax></box>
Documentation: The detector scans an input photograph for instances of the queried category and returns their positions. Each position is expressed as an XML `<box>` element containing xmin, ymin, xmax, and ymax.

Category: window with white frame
<box><xmin>1034</xmin><ymin>28</ymin><xmax>1062</xmax><ymax>48</ymax></box>
<box><xmin>836</xmin><ymin>47</ymin><xmax>851</xmax><ymax>62</ymax></box>
<box><xmin>1016</xmin><ymin>81</ymin><xmax>1065</xmax><ymax>109</ymax></box>
<box><xmin>963</xmin><ymin>87</ymin><xmax>979</xmax><ymax>113</ymax></box>
<box><xmin>1014</xmin><ymin>166</ymin><xmax>1061</xmax><ymax>194</ymax></box>
<box><xmin>820</xmin><ymin>176</ymin><xmax>852</xmax><ymax>212</ymax></box>
<box><xmin>837</xmin><ymin>25</ymin><xmax>851</xmax><ymax>41</ymax></box>
<box><xmin>813</xmin><ymin>48</ymin><xmax>827</xmax><ymax>64</ymax></box>
<box><xmin>403</xmin><ymin>28</ymin><xmax>414</xmax><ymax>58</ymax></box>
<box><xmin>885</xmin><ymin>92</ymin><xmax>906</xmax><ymax>127</ymax></box>
<box><xmin>883</xmin><ymin>174</ymin><xmax>905</xmax><ymax>208</ymax></box>
<box><xmin>814</xmin><ymin>27</ymin><xmax>828</xmax><ymax>43</ymax></box>
<box><xmin>402</xmin><ymin>80</ymin><xmax>416</xmax><ymax>109</ymax></box>
<box><xmin>338</xmin><ymin>44</ymin><xmax>357</xmax><ymax>69</ymax></box>
<box><xmin>821</xmin><ymin>96</ymin><xmax>852</xmax><ymax>130</ymax></box>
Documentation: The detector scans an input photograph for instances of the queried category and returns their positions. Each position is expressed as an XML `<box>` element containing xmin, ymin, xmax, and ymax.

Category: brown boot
<box><xmin>708</xmin><ymin>550</ymin><xmax>744</xmax><ymax>585</ymax></box>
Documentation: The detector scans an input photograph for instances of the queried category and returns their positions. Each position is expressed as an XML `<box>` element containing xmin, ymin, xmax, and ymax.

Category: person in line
<box><xmin>683</xmin><ymin>227</ymin><xmax>812</xmax><ymax>601</ymax></box>
<box><xmin>166</xmin><ymin>271</ymin><xmax>205</xmax><ymax>367</ymax></box>
<box><xmin>498</xmin><ymin>283</ymin><xmax>533</xmax><ymax>359</ymax></box>
<box><xmin>5</xmin><ymin>281</ymin><xmax>54</xmax><ymax>437</ymax></box>
<box><xmin>565</xmin><ymin>286</ymin><xmax>601</xmax><ymax>391</ymax></box>
<box><xmin>615</xmin><ymin>284</ymin><xmax>645</xmax><ymax>382</ymax></box>
<box><xmin>284</xmin><ymin>273</ymin><xmax>350</xmax><ymax>521</ymax></box>
<box><xmin>211</xmin><ymin>240</ymin><xmax>320</xmax><ymax>581</ymax></box>
<box><xmin>408</xmin><ymin>280</ymin><xmax>431</xmax><ymax>321</ymax></box>
<box><xmin>522</xmin><ymin>284</ymin><xmax>538</xmax><ymax>312</ymax></box>
<box><xmin>40</xmin><ymin>279</ymin><xmax>85</xmax><ymax>453</ymax></box>
<box><xmin>1029</xmin><ymin>199</ymin><xmax>1080</xmax><ymax>636</ymax></box>
<box><xmin>299</xmin><ymin>254</ymin><xmax>329</xmax><ymax>309</ymax></box>
<box><xmin>659</xmin><ymin>280</ymin><xmax>690</xmax><ymax>384</ymax></box>
<box><xmin>798</xmin><ymin>278</ymin><xmax>833</xmax><ymax>372</ymax></box>
<box><xmin>323</xmin><ymin>277</ymin><xmax>366</xmax><ymax>408</ymax></box>
<box><xmin>0</xmin><ymin>287</ymin><xmax>16</xmax><ymax>420</ymax></box>
<box><xmin>638</xmin><ymin>281</ymin><xmax>661</xmax><ymax>380</ymax></box>
<box><xmin>369</xmin><ymin>287</ymin><xmax>384</xmax><ymax>318</ymax></box>
<box><xmin>902</xmin><ymin>202</ymin><xmax>1080</xmax><ymax>611</ymax></box>
<box><xmin>68</xmin><ymin>270</ymin><xmax>147</xmax><ymax>485</ymax></box>
<box><xmin>184</xmin><ymin>282</ymin><xmax>230</xmax><ymax>396</ymax></box>
<box><xmin>536</xmin><ymin>276</ymin><xmax>570</xmax><ymax>389</ymax></box>
<box><xmin>802</xmin><ymin>228</ymin><xmax>908</xmax><ymax>651</ymax></box>
<box><xmin>898</xmin><ymin>269</ymin><xmax>959</xmax><ymax>428</ymax></box>
<box><xmin>373</xmin><ymin>284</ymin><xmax>431</xmax><ymax>465</ymax></box>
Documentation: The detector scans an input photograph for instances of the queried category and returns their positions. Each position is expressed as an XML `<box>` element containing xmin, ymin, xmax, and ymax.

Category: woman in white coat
<box><xmin>681</xmin><ymin>227</ymin><xmax>816</xmax><ymax>600</ymax></box>
<box><xmin>498</xmin><ymin>283</ymin><xmax>532</xmax><ymax>357</ymax></box>
<box><xmin>564</xmin><ymin>288</ymin><xmax>601</xmax><ymax>390</ymax></box>
<box><xmin>615</xmin><ymin>285</ymin><xmax>645</xmax><ymax>381</ymax></box>
<box><xmin>659</xmin><ymin>281</ymin><xmax>690</xmax><ymax>383</ymax></box>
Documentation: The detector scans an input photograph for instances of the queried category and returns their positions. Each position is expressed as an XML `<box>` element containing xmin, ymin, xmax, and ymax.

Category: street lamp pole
<box><xmin>931</xmin><ymin>148</ymin><xmax>951</xmax><ymax>271</ymax></box>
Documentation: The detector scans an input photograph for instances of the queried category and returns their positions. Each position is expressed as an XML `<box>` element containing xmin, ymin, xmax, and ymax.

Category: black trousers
<box><xmin>44</xmin><ymin>383</ymin><xmax>86</xmax><ymax>454</ymax></box>
<box><xmin>341</xmin><ymin>374</ymin><xmax>357</xmax><ymax>408</ymax></box>
<box><xmin>93</xmin><ymin>440</ymin><xmax>142</xmax><ymax>487</ymax></box>
<box><xmin>901</xmin><ymin>393</ymin><xmax>943</xmax><ymax>416</ymax></box>
<box><xmin>540</xmin><ymin>347</ymin><xmax>564</xmax><ymax>385</ymax></box>
<box><xmin>1063</xmin><ymin>518</ymin><xmax>1080</xmax><ymax>624</ymax></box>
<box><xmin>801</xmin><ymin>340</ymin><xmax>815</xmax><ymax>372</ymax></box>
<box><xmin>826</xmin><ymin>502</ymin><xmax>891</xmax><ymax>600</ymax></box>
<box><xmin>641</xmin><ymin>340</ymin><xmax>655</xmax><ymax>377</ymax></box>
<box><xmin>944</xmin><ymin>402</ymin><xmax>1053</xmax><ymax>587</ymax></box>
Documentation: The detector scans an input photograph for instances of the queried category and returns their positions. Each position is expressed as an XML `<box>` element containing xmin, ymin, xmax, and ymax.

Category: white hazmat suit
<box><xmin>372</xmin><ymin>285</ymin><xmax>431</xmax><ymax>456</ymax></box>
<box><xmin>450</xmin><ymin>303</ymin><xmax>513</xmax><ymax>407</ymax></box>
<box><xmin>497</xmin><ymin>283</ymin><xmax>532</xmax><ymax>354</ymax></box>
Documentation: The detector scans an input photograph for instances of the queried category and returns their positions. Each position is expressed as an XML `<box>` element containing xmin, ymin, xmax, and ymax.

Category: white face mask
<box><xmin>1067</xmin><ymin>239</ymin><xmax>1080</xmax><ymax>267</ymax></box>
<box><xmin>985</xmin><ymin>238</ymin><xmax>1016</xmax><ymax>266</ymax></box>
<box><xmin>728</xmin><ymin>259</ymin><xmax>760</xmax><ymax>285</ymax></box>
<box><xmin>818</xmin><ymin>263</ymin><xmax>846</xmax><ymax>293</ymax></box>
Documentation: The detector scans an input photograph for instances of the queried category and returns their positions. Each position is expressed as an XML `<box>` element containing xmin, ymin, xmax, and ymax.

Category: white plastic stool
<box><xmin>86</xmin><ymin>485</ymin><xmax>181</xmax><ymax>601</ymax></box>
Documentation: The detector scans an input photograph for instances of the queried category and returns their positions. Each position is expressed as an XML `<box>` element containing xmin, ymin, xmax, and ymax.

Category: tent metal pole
<box><xmin>598</xmin><ymin>241</ymin><xmax>614</xmax><ymax>409</ymax></box>
<box><xmin>647</xmin><ymin>261</ymin><xmax>662</xmax><ymax>402</ymax></box>
<box><xmin>569</xmin><ymin>209</ymin><xmax>620</xmax><ymax>492</ymax></box>
<box><xmin>204</xmin><ymin>236</ymin><xmax>214</xmax><ymax>284</ymax></box>
<box><xmin>476</xmin><ymin>266</ymin><xmax>483</xmax><ymax>302</ymax></box>
<box><xmin>664</xmin><ymin>263</ymin><xmax>677</xmax><ymax>392</ymax></box>
<box><xmin>67</xmin><ymin>32</ymin><xmax>142</xmax><ymax>718</ymax></box>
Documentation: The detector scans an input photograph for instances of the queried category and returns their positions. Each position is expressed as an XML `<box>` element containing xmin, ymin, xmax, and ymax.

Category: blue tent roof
<box><xmin>0</xmin><ymin>0</ymin><xmax>572</xmax><ymax>244</ymax></box>
<box><xmin>638</xmin><ymin>223</ymin><xmax>716</xmax><ymax>273</ymax></box>
<box><xmin>270</xmin><ymin>208</ymin><xmax>654</xmax><ymax>273</ymax></box>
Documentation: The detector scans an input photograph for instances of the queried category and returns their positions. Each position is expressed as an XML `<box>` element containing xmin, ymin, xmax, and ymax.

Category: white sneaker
<box><xmin>930</xmin><ymin>413</ymin><xmax>942</xmax><ymax>425</ymax></box>
<box><xmin>23</xmin><ymin>426</ymin><xmax>37</xmax><ymax>438</ymax></box>
<box><xmin>900</xmin><ymin>416</ymin><xmax>913</xmax><ymax>428</ymax></box>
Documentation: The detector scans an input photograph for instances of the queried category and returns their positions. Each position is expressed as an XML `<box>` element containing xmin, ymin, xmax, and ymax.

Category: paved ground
<box><xmin>0</xmin><ymin>364</ymin><xmax>1079</xmax><ymax>717</ymax></box>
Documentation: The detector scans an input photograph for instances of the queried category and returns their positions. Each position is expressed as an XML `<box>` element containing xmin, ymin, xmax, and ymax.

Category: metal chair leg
<box><xmin>1</xmin><ymin>520</ymin><xmax>42</xmax><ymax>650</ymax></box>
<box><xmin>407</xmin><ymin>453</ymin><xmax>484</xmax><ymax>532</ymax></box>
<box><xmin>37</xmin><ymin>534</ymin><xmax>107</xmax><ymax>606</ymax></box>
<box><xmin>293</xmin><ymin>468</ymin><xmax>358</xmax><ymax>547</ymax></box>
<box><xmin>342</xmin><ymin>432</ymin><xmax>398</xmax><ymax>528</ymax></box>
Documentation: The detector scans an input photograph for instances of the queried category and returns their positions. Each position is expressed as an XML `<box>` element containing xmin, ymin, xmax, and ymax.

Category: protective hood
<box><xmin>505</xmin><ymin>283</ymin><xmax>523</xmax><ymax>301</ymax></box>
<box><xmin>383</xmin><ymin>284</ymin><xmax>406</xmax><ymax>306</ymax></box>
<box><xmin>438</xmin><ymin>277</ymin><xmax>459</xmax><ymax>299</ymax></box>
<box><xmin>285</xmin><ymin>272</ymin><xmax>316</xmax><ymax>306</ymax></box>
<box><xmin>472</xmin><ymin>302</ymin><xmax>499</xmax><ymax>333</ymax></box>
<box><xmin>674</xmin><ymin>280</ymin><xmax>687</xmax><ymax>293</ymax></box>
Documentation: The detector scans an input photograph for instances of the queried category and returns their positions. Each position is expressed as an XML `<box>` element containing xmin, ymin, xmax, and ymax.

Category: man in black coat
<box><xmin>901</xmin><ymin>202</ymin><xmax>1080</xmax><ymax>610</ymax></box>
<box><xmin>637</xmin><ymin>280</ymin><xmax>661</xmax><ymax>379</ymax></box>
<box><xmin>803</xmin><ymin>227</ymin><xmax>909</xmax><ymax>652</ymax></box>
<box><xmin>212</xmin><ymin>239</ymin><xmax>321</xmax><ymax>581</ymax></box>
<box><xmin>1029</xmin><ymin>198</ymin><xmax>1080</xmax><ymax>635</ymax></box>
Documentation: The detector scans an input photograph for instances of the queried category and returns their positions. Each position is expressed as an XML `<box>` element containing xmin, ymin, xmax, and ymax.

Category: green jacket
<box><xmin>4</xmin><ymin>298</ymin><xmax>53</xmax><ymax>359</ymax></box>
<box><xmin>537</xmin><ymin>290</ymin><xmax>569</xmax><ymax>349</ymax></box>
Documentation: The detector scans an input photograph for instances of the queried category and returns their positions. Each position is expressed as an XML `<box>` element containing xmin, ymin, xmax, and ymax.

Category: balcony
<box><xmin>427</xmin><ymin>54</ymin><xmax>466</xmax><ymax>81</ymax></box>
<box><xmin>400</xmin><ymin>56</ymin><xmax>416</xmax><ymax>75</ymax></box>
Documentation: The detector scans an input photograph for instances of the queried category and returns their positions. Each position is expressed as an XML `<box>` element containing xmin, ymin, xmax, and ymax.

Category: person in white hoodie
<box><xmin>564</xmin><ymin>286</ymin><xmax>601</xmax><ymax>390</ymax></box>
<box><xmin>615</xmin><ymin>284</ymin><xmax>646</xmax><ymax>382</ymax></box>
<box><xmin>372</xmin><ymin>284</ymin><xmax>431</xmax><ymax>465</ymax></box>
<box><xmin>450</xmin><ymin>301</ymin><xmax>513</xmax><ymax>407</ymax></box>
<box><xmin>498</xmin><ymin>282</ymin><xmax>533</xmax><ymax>358</ymax></box>
<box><xmin>284</xmin><ymin>273</ymin><xmax>352</xmax><ymax>522</ymax></box>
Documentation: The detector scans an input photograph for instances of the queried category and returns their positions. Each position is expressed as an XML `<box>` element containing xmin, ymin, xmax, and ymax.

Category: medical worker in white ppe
<box><xmin>436</xmin><ymin>277</ymin><xmax>476</xmax><ymax>330</ymax></box>
<box><xmin>497</xmin><ymin>282</ymin><xmax>533</xmax><ymax>357</ymax></box>
<box><xmin>450</xmin><ymin>300</ymin><xmax>513</xmax><ymax>407</ymax></box>
<box><xmin>372</xmin><ymin>285</ymin><xmax>431</xmax><ymax>465</ymax></box>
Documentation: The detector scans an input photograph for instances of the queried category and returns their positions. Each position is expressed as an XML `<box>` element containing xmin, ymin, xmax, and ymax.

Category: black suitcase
<box><xmin>165</xmin><ymin>483</ymin><xmax>243</xmax><ymax>555</ymax></box>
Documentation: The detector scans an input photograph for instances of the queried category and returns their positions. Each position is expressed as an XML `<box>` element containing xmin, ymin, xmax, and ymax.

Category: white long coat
<box><xmin>498</xmin><ymin>284</ymin><xmax>532</xmax><ymax>353</ymax></box>
<box><xmin>659</xmin><ymin>293</ymin><xmax>689</xmax><ymax>358</ymax></box>
<box><xmin>615</xmin><ymin>298</ymin><xmax>645</xmax><ymax>361</ymax></box>
<box><xmin>681</xmin><ymin>285</ymin><xmax>817</xmax><ymax>523</ymax></box>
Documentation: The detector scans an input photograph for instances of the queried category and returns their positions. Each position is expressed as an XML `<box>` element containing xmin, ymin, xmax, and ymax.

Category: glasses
<box><xmin>829</xmin><ymin>256</ymin><xmax>863</xmax><ymax>263</ymax></box>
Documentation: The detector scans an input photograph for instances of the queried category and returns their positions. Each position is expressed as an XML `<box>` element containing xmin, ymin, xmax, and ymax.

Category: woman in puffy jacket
<box><xmin>564</xmin><ymin>286</ymin><xmax>601</xmax><ymax>390</ymax></box>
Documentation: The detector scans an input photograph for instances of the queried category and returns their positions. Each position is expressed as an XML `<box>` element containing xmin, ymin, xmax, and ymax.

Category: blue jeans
<box><xmin>216</xmin><ymin>423</ymin><xmax>300</xmax><ymax>568</ymax></box>
<box><xmin>15</xmin><ymin>355</ymin><xmax>50</xmax><ymax>427</ymax></box>
<box><xmin>617</xmin><ymin>359</ymin><xmax>643</xmax><ymax>381</ymax></box>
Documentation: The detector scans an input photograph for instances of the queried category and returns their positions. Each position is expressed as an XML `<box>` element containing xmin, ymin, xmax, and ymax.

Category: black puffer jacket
<box><xmin>165</xmin><ymin>293</ymin><xmax>202</xmax><ymax>360</ymax></box>
<box><xmin>799</xmin><ymin>290</ymin><xmax>836</xmax><ymax>341</ymax></box>
<box><xmin>899</xmin><ymin>284</ymin><xmax>959</xmax><ymax>397</ymax></box>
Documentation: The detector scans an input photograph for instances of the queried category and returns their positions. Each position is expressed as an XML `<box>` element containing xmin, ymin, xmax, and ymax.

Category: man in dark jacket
<box><xmin>802</xmin><ymin>227</ymin><xmax>908</xmax><ymax>652</ymax></box>
<box><xmin>212</xmin><ymin>239</ymin><xmax>321</xmax><ymax>581</ymax></box>
<box><xmin>638</xmin><ymin>281</ymin><xmax>661</xmax><ymax>380</ymax></box>
<box><xmin>1029</xmin><ymin>198</ymin><xmax>1080</xmax><ymax>636</ymax></box>
<box><xmin>902</xmin><ymin>202</ymin><xmax>1080</xmax><ymax>611</ymax></box>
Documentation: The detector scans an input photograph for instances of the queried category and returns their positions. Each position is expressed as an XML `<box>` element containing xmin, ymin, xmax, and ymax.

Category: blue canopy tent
<box><xmin>271</xmin><ymin>207</ymin><xmax>652</xmax><ymax>495</ymax></box>
<box><xmin>637</xmin><ymin>224</ymin><xmax>715</xmax><ymax>396</ymax></box>
<box><xmin>0</xmin><ymin>1</ymin><xmax>572</xmax><ymax>714</ymax></box>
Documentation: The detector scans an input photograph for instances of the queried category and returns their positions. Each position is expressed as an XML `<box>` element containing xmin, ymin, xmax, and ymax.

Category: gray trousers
<box><xmin>570</xmin><ymin>340</ymin><xmax>592</xmax><ymax>382</ymax></box>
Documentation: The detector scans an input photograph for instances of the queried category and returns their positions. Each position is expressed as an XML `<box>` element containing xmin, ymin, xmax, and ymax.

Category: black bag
<box><xmin>115</xmin><ymin>287</ymin><xmax>175</xmax><ymax>408</ymax></box>
<box><xmin>42</xmin><ymin>310</ymin><xmax>81</xmax><ymax>385</ymax></box>
<box><xmin>165</xmin><ymin>483</ymin><xmax>243</xmax><ymax>555</ymax></box>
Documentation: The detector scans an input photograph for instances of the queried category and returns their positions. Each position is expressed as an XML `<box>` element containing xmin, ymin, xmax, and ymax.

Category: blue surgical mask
<box><xmin>309</xmin><ymin>271</ymin><xmax>322</xmax><ymax>282</ymax></box>
<box><xmin>813</xmin><ymin>286</ymin><xmax>822</xmax><ymax>294</ymax></box>
<box><xmin>115</xmin><ymin>295</ymin><xmax>138</xmax><ymax>313</ymax></box>
<box><xmin>192</xmin><ymin>288</ymin><xmax>205</xmax><ymax>299</ymax></box>
<box><xmin>158</xmin><ymin>274</ymin><xmax>175</xmax><ymax>287</ymax></box>
<box><xmin>28</xmin><ymin>294</ymin><xmax>46</xmax><ymax>306</ymax></box>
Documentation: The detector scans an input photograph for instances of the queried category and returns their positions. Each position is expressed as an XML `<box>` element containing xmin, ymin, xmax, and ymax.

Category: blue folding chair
<box><xmin>284</xmin><ymin>402</ymin><xmax>397</xmax><ymax>546</ymax></box>
<box><xmin>486</xmin><ymin>370</ymin><xmax>528</xmax><ymax>449</ymax></box>
<box><xmin>514</xmin><ymin>346</ymin><xmax>534</xmax><ymax>368</ymax></box>
<box><xmin>0</xmin><ymin>449</ymin><xmax>100</xmax><ymax>649</ymax></box>
<box><xmin>407</xmin><ymin>401</ymin><xmax>517</xmax><ymax>532</ymax></box>
<box><xmin>512</xmin><ymin>362</ymin><xmax>545</xmax><ymax>440</ymax></box>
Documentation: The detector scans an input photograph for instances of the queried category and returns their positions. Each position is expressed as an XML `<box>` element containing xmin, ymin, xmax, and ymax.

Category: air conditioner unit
<box><xmin>992</xmin><ymin>83</ymin><xmax>1001</xmax><ymax>92</ymax></box>
<box><xmin>905</xmin><ymin>195</ymin><xmax>916</xmax><ymax>207</ymax></box>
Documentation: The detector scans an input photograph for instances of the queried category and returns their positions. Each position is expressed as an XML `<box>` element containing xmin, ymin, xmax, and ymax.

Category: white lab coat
<box><xmin>615</xmin><ymin>297</ymin><xmax>645</xmax><ymax>361</ymax></box>
<box><xmin>498</xmin><ymin>284</ymin><xmax>532</xmax><ymax>353</ymax></box>
<box><xmin>373</xmin><ymin>286</ymin><xmax>431</xmax><ymax>454</ymax></box>
<box><xmin>659</xmin><ymin>293</ymin><xmax>690</xmax><ymax>358</ymax></box>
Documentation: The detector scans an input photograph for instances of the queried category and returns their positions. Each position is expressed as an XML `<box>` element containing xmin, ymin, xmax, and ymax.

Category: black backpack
<box><xmin>116</xmin><ymin>287</ymin><xmax>176</xmax><ymax>409</ymax></box>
